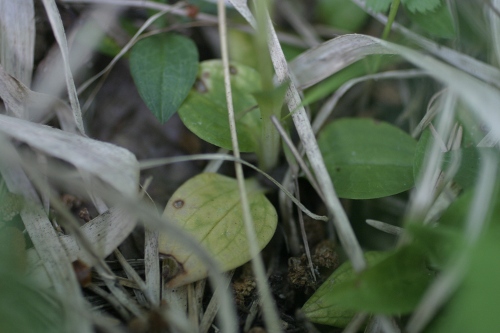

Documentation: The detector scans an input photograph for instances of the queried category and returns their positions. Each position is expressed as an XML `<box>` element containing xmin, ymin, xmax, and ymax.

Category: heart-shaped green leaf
<box><xmin>178</xmin><ymin>60</ymin><xmax>262</xmax><ymax>152</ymax></box>
<box><xmin>318</xmin><ymin>118</ymin><xmax>417</xmax><ymax>199</ymax></box>
<box><xmin>130</xmin><ymin>33</ymin><xmax>199</xmax><ymax>123</ymax></box>
<box><xmin>158</xmin><ymin>173</ymin><xmax>277</xmax><ymax>288</ymax></box>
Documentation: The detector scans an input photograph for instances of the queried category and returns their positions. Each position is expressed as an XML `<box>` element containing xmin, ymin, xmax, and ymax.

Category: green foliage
<box><xmin>0</xmin><ymin>226</ymin><xmax>64</xmax><ymax>333</ymax></box>
<box><xmin>405</xmin><ymin>2</ymin><xmax>455</xmax><ymax>38</ymax></box>
<box><xmin>413</xmin><ymin>127</ymin><xmax>497</xmax><ymax>190</ymax></box>
<box><xmin>130</xmin><ymin>33</ymin><xmax>199</xmax><ymax>123</ymax></box>
<box><xmin>158</xmin><ymin>173</ymin><xmax>277</xmax><ymax>287</ymax></box>
<box><xmin>367</xmin><ymin>0</ymin><xmax>442</xmax><ymax>13</ymax></box>
<box><xmin>302</xmin><ymin>251</ymin><xmax>388</xmax><ymax>327</ymax></box>
<box><xmin>178</xmin><ymin>60</ymin><xmax>262</xmax><ymax>152</ymax></box>
<box><xmin>315</xmin><ymin>0</ymin><xmax>369</xmax><ymax>32</ymax></box>
<box><xmin>303</xmin><ymin>247</ymin><xmax>432</xmax><ymax>326</ymax></box>
<box><xmin>442</xmin><ymin>148</ymin><xmax>498</xmax><ymax>189</ymax></box>
<box><xmin>424</xmin><ymin>185</ymin><xmax>500</xmax><ymax>332</ymax></box>
<box><xmin>402</xmin><ymin>0</ymin><xmax>441</xmax><ymax>13</ymax></box>
<box><xmin>366</xmin><ymin>0</ymin><xmax>393</xmax><ymax>13</ymax></box>
<box><xmin>426</xmin><ymin>224</ymin><xmax>500</xmax><ymax>332</ymax></box>
<box><xmin>318</xmin><ymin>118</ymin><xmax>416</xmax><ymax>199</ymax></box>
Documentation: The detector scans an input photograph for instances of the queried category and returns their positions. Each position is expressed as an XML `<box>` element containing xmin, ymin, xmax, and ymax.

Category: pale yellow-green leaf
<box><xmin>159</xmin><ymin>173</ymin><xmax>277</xmax><ymax>288</ymax></box>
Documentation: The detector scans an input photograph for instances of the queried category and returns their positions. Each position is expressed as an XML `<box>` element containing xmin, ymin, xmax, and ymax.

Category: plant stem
<box><xmin>254</xmin><ymin>0</ymin><xmax>281</xmax><ymax>171</ymax></box>
<box><xmin>372</xmin><ymin>0</ymin><xmax>400</xmax><ymax>73</ymax></box>
<box><xmin>218</xmin><ymin>1</ymin><xmax>283</xmax><ymax>332</ymax></box>
<box><xmin>382</xmin><ymin>0</ymin><xmax>401</xmax><ymax>40</ymax></box>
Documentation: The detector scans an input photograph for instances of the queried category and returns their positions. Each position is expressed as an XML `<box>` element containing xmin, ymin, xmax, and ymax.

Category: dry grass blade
<box><xmin>0</xmin><ymin>64</ymin><xmax>71</xmax><ymax>122</ymax></box>
<box><xmin>311</xmin><ymin>69</ymin><xmax>427</xmax><ymax>134</ymax></box>
<box><xmin>289</xmin><ymin>34</ymin><xmax>392</xmax><ymax>90</ymax></box>
<box><xmin>0</xmin><ymin>0</ymin><xmax>35</xmax><ymax>87</ymax></box>
<box><xmin>218</xmin><ymin>0</ymin><xmax>282</xmax><ymax>331</ymax></box>
<box><xmin>289</xmin><ymin>34</ymin><xmax>500</xmax><ymax>144</ymax></box>
<box><xmin>351</xmin><ymin>0</ymin><xmax>500</xmax><ymax>89</ymax></box>
<box><xmin>229</xmin><ymin>0</ymin><xmax>367</xmax><ymax>272</ymax></box>
<box><xmin>0</xmin><ymin>137</ymin><xmax>93</xmax><ymax>333</ymax></box>
<box><xmin>366</xmin><ymin>219</ymin><xmax>403</xmax><ymax>236</ymax></box>
<box><xmin>0</xmin><ymin>114</ymin><xmax>138</xmax><ymax>195</ymax></box>
<box><xmin>40</xmin><ymin>0</ymin><xmax>85</xmax><ymax>133</ymax></box>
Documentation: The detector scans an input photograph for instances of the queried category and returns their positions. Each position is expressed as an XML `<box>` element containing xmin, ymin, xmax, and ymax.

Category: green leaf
<box><xmin>302</xmin><ymin>251</ymin><xmax>392</xmax><ymax>327</ymax></box>
<box><xmin>318</xmin><ymin>118</ymin><xmax>417</xmax><ymax>199</ymax></box>
<box><xmin>366</xmin><ymin>0</ymin><xmax>392</xmax><ymax>13</ymax></box>
<box><xmin>158</xmin><ymin>173</ymin><xmax>277</xmax><ymax>288</ymax></box>
<box><xmin>405</xmin><ymin>2</ymin><xmax>455</xmax><ymax>38</ymax></box>
<box><xmin>402</xmin><ymin>0</ymin><xmax>441</xmax><ymax>13</ymax></box>
<box><xmin>178</xmin><ymin>60</ymin><xmax>262</xmax><ymax>152</ymax></box>
<box><xmin>0</xmin><ymin>227</ymin><xmax>64</xmax><ymax>333</ymax></box>
<box><xmin>427</xmin><ymin>224</ymin><xmax>500</xmax><ymax>333</ymax></box>
<box><xmin>407</xmin><ymin>223</ymin><xmax>464</xmax><ymax>269</ymax></box>
<box><xmin>442</xmin><ymin>148</ymin><xmax>500</xmax><ymax>189</ymax></box>
<box><xmin>303</xmin><ymin>247</ymin><xmax>432</xmax><ymax>327</ymax></box>
<box><xmin>413</xmin><ymin>128</ymin><xmax>497</xmax><ymax>190</ymax></box>
<box><xmin>130</xmin><ymin>33</ymin><xmax>199</xmax><ymax>123</ymax></box>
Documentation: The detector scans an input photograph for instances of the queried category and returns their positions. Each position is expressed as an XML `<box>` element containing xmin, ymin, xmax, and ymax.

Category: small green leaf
<box><xmin>366</xmin><ymin>0</ymin><xmax>392</xmax><ymax>13</ymax></box>
<box><xmin>178</xmin><ymin>60</ymin><xmax>262</xmax><ymax>152</ymax></box>
<box><xmin>402</xmin><ymin>0</ymin><xmax>441</xmax><ymax>13</ymax></box>
<box><xmin>318</xmin><ymin>118</ymin><xmax>417</xmax><ymax>199</ymax></box>
<box><xmin>303</xmin><ymin>247</ymin><xmax>432</xmax><ymax>327</ymax></box>
<box><xmin>158</xmin><ymin>173</ymin><xmax>277</xmax><ymax>288</ymax></box>
<box><xmin>405</xmin><ymin>2</ymin><xmax>455</xmax><ymax>38</ymax></box>
<box><xmin>302</xmin><ymin>251</ymin><xmax>390</xmax><ymax>327</ymax></box>
<box><xmin>130</xmin><ymin>33</ymin><xmax>199</xmax><ymax>123</ymax></box>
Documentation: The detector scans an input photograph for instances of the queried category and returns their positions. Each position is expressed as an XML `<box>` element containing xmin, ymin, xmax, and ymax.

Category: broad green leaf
<box><xmin>421</xmin><ymin>186</ymin><xmax>500</xmax><ymax>331</ymax></box>
<box><xmin>318</xmin><ymin>118</ymin><xmax>417</xmax><ymax>199</ymax></box>
<box><xmin>315</xmin><ymin>0</ymin><xmax>369</xmax><ymax>32</ymax></box>
<box><xmin>302</xmin><ymin>251</ymin><xmax>390</xmax><ymax>327</ymax></box>
<box><xmin>405</xmin><ymin>2</ymin><xmax>455</xmax><ymax>38</ymax></box>
<box><xmin>402</xmin><ymin>0</ymin><xmax>441</xmax><ymax>13</ymax></box>
<box><xmin>427</xmin><ymin>224</ymin><xmax>500</xmax><ymax>333</ymax></box>
<box><xmin>158</xmin><ymin>173</ymin><xmax>277</xmax><ymax>288</ymax></box>
<box><xmin>130</xmin><ymin>33</ymin><xmax>199</xmax><ymax>123</ymax></box>
<box><xmin>178</xmin><ymin>60</ymin><xmax>262</xmax><ymax>152</ymax></box>
<box><xmin>303</xmin><ymin>247</ymin><xmax>432</xmax><ymax>327</ymax></box>
<box><xmin>366</xmin><ymin>0</ymin><xmax>392</xmax><ymax>13</ymax></box>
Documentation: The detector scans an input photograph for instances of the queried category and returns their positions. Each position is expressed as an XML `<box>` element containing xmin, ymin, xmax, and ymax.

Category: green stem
<box><xmin>372</xmin><ymin>0</ymin><xmax>401</xmax><ymax>73</ymax></box>
<box><xmin>382</xmin><ymin>0</ymin><xmax>401</xmax><ymax>40</ymax></box>
<box><xmin>254</xmin><ymin>0</ymin><xmax>281</xmax><ymax>171</ymax></box>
